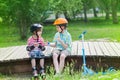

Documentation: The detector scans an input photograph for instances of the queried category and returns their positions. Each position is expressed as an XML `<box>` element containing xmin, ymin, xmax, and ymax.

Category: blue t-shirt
<box><xmin>53</xmin><ymin>30</ymin><xmax>72</xmax><ymax>52</ymax></box>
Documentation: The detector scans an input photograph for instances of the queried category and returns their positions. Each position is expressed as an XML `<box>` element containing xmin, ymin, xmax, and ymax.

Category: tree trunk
<box><xmin>83</xmin><ymin>3</ymin><xmax>88</xmax><ymax>22</ymax></box>
<box><xmin>64</xmin><ymin>11</ymin><xmax>71</xmax><ymax>21</ymax></box>
<box><xmin>105</xmin><ymin>11</ymin><xmax>110</xmax><ymax>20</ymax></box>
<box><xmin>55</xmin><ymin>11</ymin><xmax>59</xmax><ymax>19</ymax></box>
<box><xmin>16</xmin><ymin>9</ymin><xmax>30</xmax><ymax>40</ymax></box>
<box><xmin>111</xmin><ymin>0</ymin><xmax>119</xmax><ymax>24</ymax></box>
<box><xmin>72</xmin><ymin>10</ymin><xmax>76</xmax><ymax>19</ymax></box>
<box><xmin>93</xmin><ymin>8</ymin><xmax>97</xmax><ymax>17</ymax></box>
<box><xmin>19</xmin><ymin>19</ymin><xmax>27</xmax><ymax>40</ymax></box>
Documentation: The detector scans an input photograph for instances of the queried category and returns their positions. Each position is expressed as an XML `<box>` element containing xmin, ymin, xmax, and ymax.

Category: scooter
<box><xmin>79</xmin><ymin>31</ymin><xmax>94</xmax><ymax>75</ymax></box>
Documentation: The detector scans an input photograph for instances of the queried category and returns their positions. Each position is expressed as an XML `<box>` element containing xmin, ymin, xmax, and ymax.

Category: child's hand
<box><xmin>45</xmin><ymin>41</ymin><xmax>50</xmax><ymax>46</ymax></box>
<box><xmin>44</xmin><ymin>42</ymin><xmax>49</xmax><ymax>46</ymax></box>
<box><xmin>33</xmin><ymin>42</ymin><xmax>39</xmax><ymax>47</ymax></box>
<box><xmin>57</xmin><ymin>36</ymin><xmax>62</xmax><ymax>43</ymax></box>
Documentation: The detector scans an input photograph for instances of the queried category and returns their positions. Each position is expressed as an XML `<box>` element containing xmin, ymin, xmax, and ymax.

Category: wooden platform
<box><xmin>0</xmin><ymin>41</ymin><xmax>120</xmax><ymax>74</ymax></box>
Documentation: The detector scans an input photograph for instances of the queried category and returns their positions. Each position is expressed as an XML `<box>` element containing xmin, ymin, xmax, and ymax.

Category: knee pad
<box><xmin>30</xmin><ymin>50</ymin><xmax>45</xmax><ymax>59</ymax></box>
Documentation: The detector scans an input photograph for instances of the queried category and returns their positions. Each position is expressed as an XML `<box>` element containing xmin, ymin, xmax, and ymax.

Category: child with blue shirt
<box><xmin>49</xmin><ymin>18</ymin><xmax>72</xmax><ymax>76</ymax></box>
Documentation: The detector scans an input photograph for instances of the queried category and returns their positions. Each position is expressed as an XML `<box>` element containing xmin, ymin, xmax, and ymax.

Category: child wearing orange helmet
<box><xmin>49</xmin><ymin>18</ymin><xmax>72</xmax><ymax>76</ymax></box>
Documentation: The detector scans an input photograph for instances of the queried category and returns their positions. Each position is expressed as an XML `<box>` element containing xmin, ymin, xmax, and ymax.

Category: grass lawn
<box><xmin>0</xmin><ymin>18</ymin><xmax>120</xmax><ymax>48</ymax></box>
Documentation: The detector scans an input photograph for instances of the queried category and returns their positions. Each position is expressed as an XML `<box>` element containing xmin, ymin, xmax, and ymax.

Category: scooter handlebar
<box><xmin>79</xmin><ymin>30</ymin><xmax>87</xmax><ymax>39</ymax></box>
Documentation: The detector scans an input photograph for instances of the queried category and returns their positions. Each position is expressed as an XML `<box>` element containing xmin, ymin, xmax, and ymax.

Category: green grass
<box><xmin>0</xmin><ymin>18</ymin><xmax>120</xmax><ymax>47</ymax></box>
<box><xmin>69</xmin><ymin>19</ymin><xmax>120</xmax><ymax>41</ymax></box>
<box><xmin>0</xmin><ymin>24</ymin><xmax>26</xmax><ymax>47</ymax></box>
<box><xmin>0</xmin><ymin>68</ymin><xmax>120</xmax><ymax>80</ymax></box>
<box><xmin>0</xmin><ymin>60</ymin><xmax>120</xmax><ymax>80</ymax></box>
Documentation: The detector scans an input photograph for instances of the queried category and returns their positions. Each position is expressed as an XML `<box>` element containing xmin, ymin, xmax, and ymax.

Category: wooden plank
<box><xmin>12</xmin><ymin>46</ymin><xmax>28</xmax><ymax>60</ymax></box>
<box><xmin>114</xmin><ymin>42</ymin><xmax>120</xmax><ymax>50</ymax></box>
<box><xmin>43</xmin><ymin>46</ymin><xmax>53</xmax><ymax>56</ymax></box>
<box><xmin>103</xmin><ymin>42</ymin><xmax>117</xmax><ymax>56</ymax></box>
<box><xmin>93</xmin><ymin>42</ymin><xmax>104</xmax><ymax>56</ymax></box>
<box><xmin>4</xmin><ymin>46</ymin><xmax>23</xmax><ymax>60</ymax></box>
<box><xmin>98</xmin><ymin>42</ymin><xmax>110</xmax><ymax>56</ymax></box>
<box><xmin>0</xmin><ymin>46</ymin><xmax>18</xmax><ymax>61</ymax></box>
<box><xmin>0</xmin><ymin>47</ymin><xmax>12</xmax><ymax>58</ymax></box>
<box><xmin>20</xmin><ymin>45</ymin><xmax>29</xmax><ymax>58</ymax></box>
<box><xmin>77</xmin><ymin>41</ymin><xmax>90</xmax><ymax>56</ymax></box>
<box><xmin>14</xmin><ymin>45</ymin><xmax>30</xmax><ymax>59</ymax></box>
<box><xmin>77</xmin><ymin>41</ymin><xmax>82</xmax><ymax>55</ymax></box>
<box><xmin>84</xmin><ymin>42</ymin><xmax>91</xmax><ymax>56</ymax></box>
<box><xmin>109</xmin><ymin>42</ymin><xmax>120</xmax><ymax>56</ymax></box>
<box><xmin>9</xmin><ymin>46</ymin><xmax>23</xmax><ymax>60</ymax></box>
<box><xmin>0</xmin><ymin>48</ymin><xmax>9</xmax><ymax>57</ymax></box>
<box><xmin>88</xmin><ymin>42</ymin><xmax>97</xmax><ymax>56</ymax></box>
<box><xmin>71</xmin><ymin>41</ymin><xmax>78</xmax><ymax>55</ymax></box>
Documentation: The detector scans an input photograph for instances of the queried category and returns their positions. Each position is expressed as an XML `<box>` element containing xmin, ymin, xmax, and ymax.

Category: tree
<box><xmin>0</xmin><ymin>0</ymin><xmax>12</xmax><ymax>23</ymax></box>
<box><xmin>91</xmin><ymin>0</ymin><xmax>99</xmax><ymax>17</ymax></box>
<box><xmin>30</xmin><ymin>0</ymin><xmax>50</xmax><ymax>23</ymax></box>
<box><xmin>111</xmin><ymin>0</ymin><xmax>119</xmax><ymax>24</ymax></box>
<box><xmin>81</xmin><ymin>0</ymin><xmax>92</xmax><ymax>22</ymax></box>
<box><xmin>0</xmin><ymin>0</ymin><xmax>50</xmax><ymax>39</ymax></box>
<box><xmin>49</xmin><ymin>0</ymin><xmax>82</xmax><ymax>20</ymax></box>
<box><xmin>96</xmin><ymin>0</ymin><xmax>111</xmax><ymax>20</ymax></box>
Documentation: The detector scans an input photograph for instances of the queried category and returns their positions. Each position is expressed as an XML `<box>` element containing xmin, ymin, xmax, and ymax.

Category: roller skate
<box><xmin>39</xmin><ymin>68</ymin><xmax>46</xmax><ymax>80</ymax></box>
<box><xmin>31</xmin><ymin>67</ymin><xmax>39</xmax><ymax>80</ymax></box>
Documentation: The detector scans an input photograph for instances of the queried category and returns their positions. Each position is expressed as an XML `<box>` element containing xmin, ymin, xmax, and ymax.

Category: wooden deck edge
<box><xmin>0</xmin><ymin>56</ymin><xmax>120</xmax><ymax>74</ymax></box>
<box><xmin>0</xmin><ymin>55</ymin><xmax>120</xmax><ymax>63</ymax></box>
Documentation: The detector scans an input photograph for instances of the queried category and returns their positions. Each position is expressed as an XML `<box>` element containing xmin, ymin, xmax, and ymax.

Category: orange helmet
<box><xmin>53</xmin><ymin>18</ymin><xmax>68</xmax><ymax>25</ymax></box>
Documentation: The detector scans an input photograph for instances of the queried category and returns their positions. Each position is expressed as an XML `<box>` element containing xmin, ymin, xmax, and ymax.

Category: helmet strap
<box><xmin>35</xmin><ymin>31</ymin><xmax>39</xmax><ymax>42</ymax></box>
<box><xmin>59</xmin><ymin>26</ymin><xmax>63</xmax><ymax>33</ymax></box>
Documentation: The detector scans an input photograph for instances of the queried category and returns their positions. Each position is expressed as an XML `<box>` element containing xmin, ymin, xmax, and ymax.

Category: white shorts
<box><xmin>52</xmin><ymin>48</ymin><xmax>71</xmax><ymax>56</ymax></box>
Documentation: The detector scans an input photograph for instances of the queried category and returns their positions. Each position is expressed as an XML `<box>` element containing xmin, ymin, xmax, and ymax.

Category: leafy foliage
<box><xmin>0</xmin><ymin>0</ymin><xmax>120</xmax><ymax>40</ymax></box>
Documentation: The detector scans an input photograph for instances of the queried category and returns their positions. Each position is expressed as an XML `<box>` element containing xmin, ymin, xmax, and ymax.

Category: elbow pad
<box><xmin>26</xmin><ymin>45</ymin><xmax>35</xmax><ymax>51</ymax></box>
<box><xmin>26</xmin><ymin>46</ymin><xmax>31</xmax><ymax>51</ymax></box>
<box><xmin>41</xmin><ymin>46</ymin><xmax>45</xmax><ymax>51</ymax></box>
<box><xmin>38</xmin><ymin>45</ymin><xmax>45</xmax><ymax>51</ymax></box>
